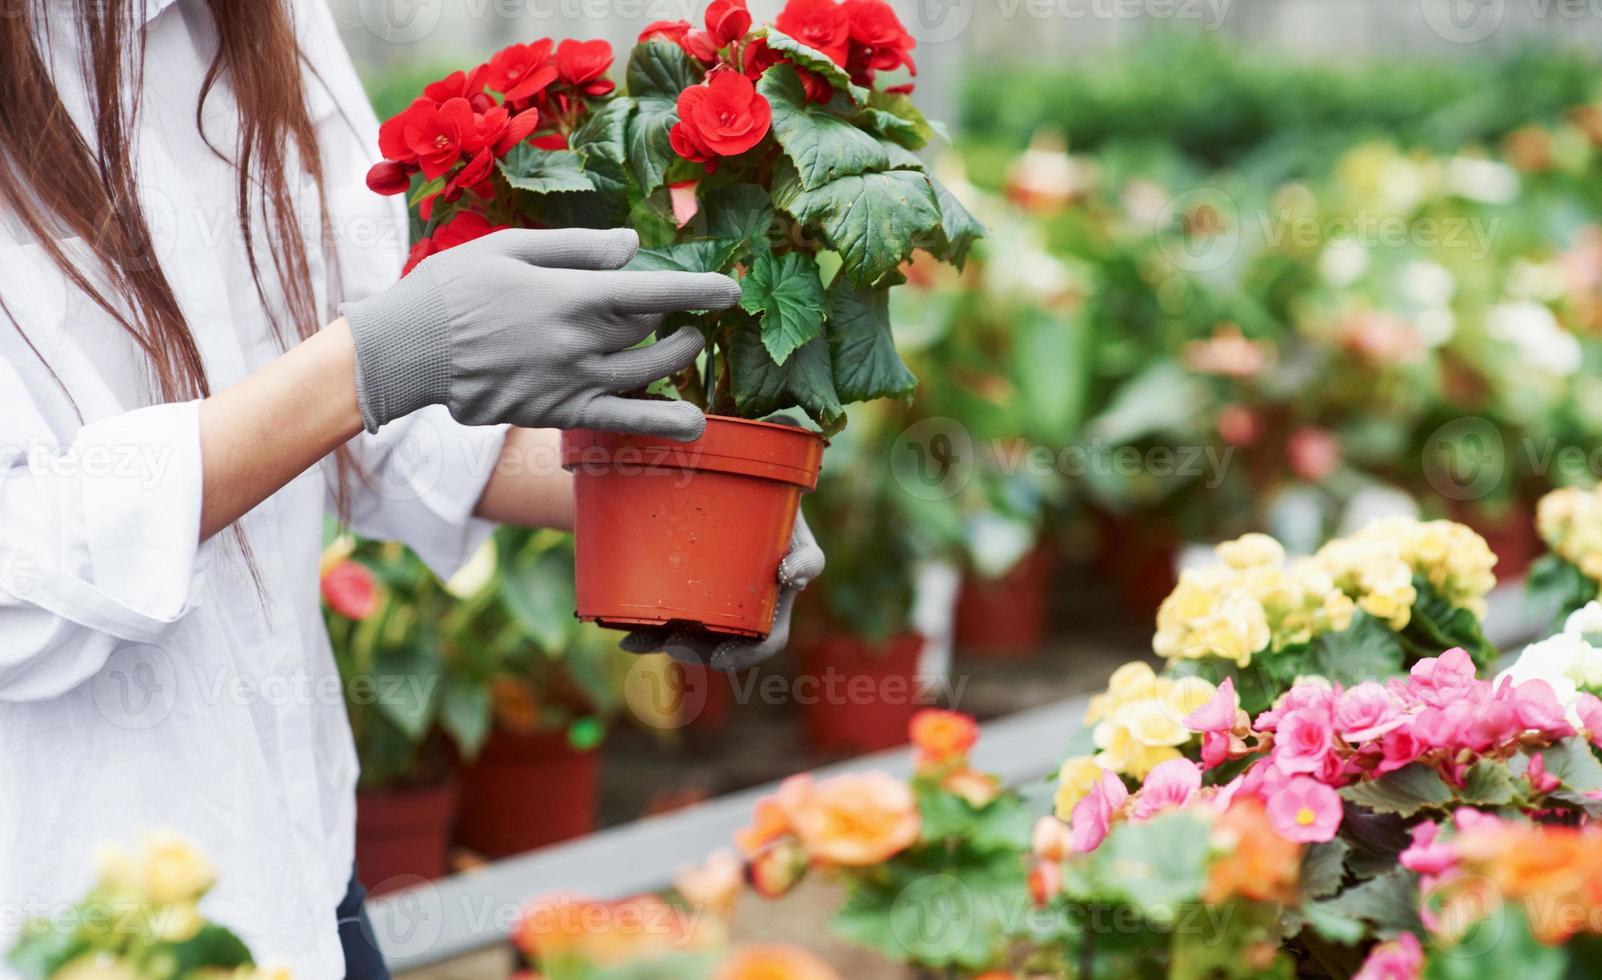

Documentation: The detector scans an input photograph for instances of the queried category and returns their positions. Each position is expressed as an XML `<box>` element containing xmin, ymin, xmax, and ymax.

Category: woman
<box><xmin>0</xmin><ymin>1</ymin><xmax>818</xmax><ymax>976</ymax></box>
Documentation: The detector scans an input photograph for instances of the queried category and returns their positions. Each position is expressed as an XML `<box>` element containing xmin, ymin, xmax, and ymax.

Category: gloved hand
<box><xmin>620</xmin><ymin>509</ymin><xmax>825</xmax><ymax>671</ymax></box>
<box><xmin>341</xmin><ymin>228</ymin><xmax>739</xmax><ymax>439</ymax></box>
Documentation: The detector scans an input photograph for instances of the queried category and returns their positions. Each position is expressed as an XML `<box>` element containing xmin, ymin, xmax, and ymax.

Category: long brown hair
<box><xmin>0</xmin><ymin>0</ymin><xmax>329</xmax><ymax>404</ymax></box>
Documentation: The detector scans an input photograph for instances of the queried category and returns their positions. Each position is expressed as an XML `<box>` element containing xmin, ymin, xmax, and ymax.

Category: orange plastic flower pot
<box><xmin>563</xmin><ymin>416</ymin><xmax>825</xmax><ymax>639</ymax></box>
<box><xmin>455</xmin><ymin>727</ymin><xmax>599</xmax><ymax>858</ymax></box>
<box><xmin>954</xmin><ymin>546</ymin><xmax>1055</xmax><ymax>659</ymax></box>
<box><xmin>354</xmin><ymin>779</ymin><xmax>458</xmax><ymax>895</ymax></box>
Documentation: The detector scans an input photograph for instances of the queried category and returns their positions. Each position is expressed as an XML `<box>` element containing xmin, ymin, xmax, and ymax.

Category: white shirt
<box><xmin>0</xmin><ymin>2</ymin><xmax>506</xmax><ymax>975</ymax></box>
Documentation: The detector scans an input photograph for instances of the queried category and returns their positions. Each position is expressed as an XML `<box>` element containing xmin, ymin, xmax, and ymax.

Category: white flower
<box><xmin>1487</xmin><ymin>302</ymin><xmax>1582</xmax><ymax>376</ymax></box>
<box><xmin>966</xmin><ymin>513</ymin><xmax>1035</xmax><ymax>580</ymax></box>
<box><xmin>1565</xmin><ymin>601</ymin><xmax>1602</xmax><ymax>643</ymax></box>
<box><xmin>1413</xmin><ymin>308</ymin><xmax>1455</xmax><ymax>348</ymax></box>
<box><xmin>1402</xmin><ymin>261</ymin><xmax>1455</xmax><ymax>307</ymax></box>
<box><xmin>1319</xmin><ymin>239</ymin><xmax>1369</xmax><ymax>287</ymax></box>
<box><xmin>1445</xmin><ymin>156</ymin><xmax>1519</xmax><ymax>204</ymax></box>
<box><xmin>1507</xmin><ymin>259</ymin><xmax>1566</xmax><ymax>302</ymax></box>
<box><xmin>444</xmin><ymin>538</ymin><xmax>498</xmax><ymax>599</ymax></box>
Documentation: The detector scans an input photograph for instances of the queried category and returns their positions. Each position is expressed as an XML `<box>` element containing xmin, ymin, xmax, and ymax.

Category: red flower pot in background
<box><xmin>1095</xmin><ymin>511</ymin><xmax>1180</xmax><ymax>617</ymax></box>
<box><xmin>1450</xmin><ymin>498</ymin><xmax>1540</xmax><ymax>581</ymax></box>
<box><xmin>954</xmin><ymin>547</ymin><xmax>1055</xmax><ymax>659</ymax></box>
<box><xmin>455</xmin><ymin>728</ymin><xmax>601</xmax><ymax>858</ymax></box>
<box><xmin>794</xmin><ymin>631</ymin><xmax>926</xmax><ymax>755</ymax></box>
<box><xmin>563</xmin><ymin>417</ymin><xmax>825</xmax><ymax>639</ymax></box>
<box><xmin>355</xmin><ymin>779</ymin><xmax>459</xmax><ymax>896</ymax></box>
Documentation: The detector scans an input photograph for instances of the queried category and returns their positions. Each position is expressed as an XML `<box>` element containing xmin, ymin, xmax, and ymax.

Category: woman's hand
<box><xmin>620</xmin><ymin>510</ymin><xmax>825</xmax><ymax>671</ymax></box>
<box><xmin>341</xmin><ymin>227</ymin><xmax>739</xmax><ymax>440</ymax></box>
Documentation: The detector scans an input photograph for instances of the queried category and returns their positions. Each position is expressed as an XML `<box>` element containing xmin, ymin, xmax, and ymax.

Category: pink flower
<box><xmin>1449</xmin><ymin>807</ymin><xmax>1503</xmax><ymax>839</ymax></box>
<box><xmin>1354</xmin><ymin>932</ymin><xmax>1423</xmax><ymax>980</ymax></box>
<box><xmin>1377</xmin><ymin>729</ymin><xmax>1423</xmax><ymax>774</ymax></box>
<box><xmin>1255</xmin><ymin>683</ymin><xmax>1335</xmax><ymax>732</ymax></box>
<box><xmin>1273</xmin><ymin>709</ymin><xmax>1335</xmax><ymax>775</ymax></box>
<box><xmin>1501</xmin><ymin>678</ymin><xmax>1575</xmax><ymax>739</ymax></box>
<box><xmin>1526</xmin><ymin>752</ymin><xmax>1561</xmax><ymax>794</ymax></box>
<box><xmin>322</xmin><ymin>560</ymin><xmax>379</xmax><ymax>620</ymax></box>
<box><xmin>1287</xmin><ymin>427</ymin><xmax>1340</xmax><ymax>482</ymax></box>
<box><xmin>1578</xmin><ymin>693</ymin><xmax>1602</xmax><ymax>747</ymax></box>
<box><xmin>1460</xmin><ymin>699</ymin><xmax>1517</xmax><ymax>753</ymax></box>
<box><xmin>1334</xmin><ymin>682</ymin><xmax>1407</xmax><ymax>742</ymax></box>
<box><xmin>1184</xmin><ymin>677</ymin><xmax>1238</xmax><ymax>733</ymax></box>
<box><xmin>1131</xmin><ymin>759</ymin><xmax>1202</xmax><ymax>821</ymax></box>
<box><xmin>1069</xmin><ymin>770</ymin><xmax>1128</xmax><ymax>854</ymax></box>
<box><xmin>1399</xmin><ymin>821</ymin><xmax>1456</xmax><ymax>876</ymax></box>
<box><xmin>1409</xmin><ymin>647</ymin><xmax>1480</xmax><ymax>709</ymax></box>
<box><xmin>1410</xmin><ymin>706</ymin><xmax>1458</xmax><ymax>749</ymax></box>
<box><xmin>1265</xmin><ymin>776</ymin><xmax>1342</xmax><ymax>843</ymax></box>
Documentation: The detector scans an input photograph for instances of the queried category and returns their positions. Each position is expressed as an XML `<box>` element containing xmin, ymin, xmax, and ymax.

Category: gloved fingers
<box><xmin>598</xmin><ymin>329</ymin><xmax>705</xmax><ymax>392</ymax></box>
<box><xmin>779</xmin><ymin>510</ymin><xmax>825</xmax><ymax>590</ymax></box>
<box><xmin>619</xmin><ymin>628</ymin><xmax>709</xmax><ymax>664</ymax></box>
<box><xmin>604</xmin><ymin>271</ymin><xmax>743</xmax><ymax>315</ymax></box>
<box><xmin>709</xmin><ymin>589</ymin><xmax>797</xmax><ymax>671</ymax></box>
<box><xmin>619</xmin><ymin>628</ymin><xmax>672</xmax><ymax>655</ymax></box>
<box><xmin>490</xmin><ymin>228</ymin><xmax>640</xmax><ymax>270</ymax></box>
<box><xmin>580</xmin><ymin>395</ymin><xmax>707</xmax><ymax>442</ymax></box>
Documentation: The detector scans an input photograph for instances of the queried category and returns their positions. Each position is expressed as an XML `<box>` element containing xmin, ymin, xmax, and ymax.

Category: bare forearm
<box><xmin>473</xmin><ymin>427</ymin><xmax>575</xmax><ymax>530</ymax></box>
<box><xmin>197</xmin><ymin>318</ymin><xmax>364</xmax><ymax>540</ymax></box>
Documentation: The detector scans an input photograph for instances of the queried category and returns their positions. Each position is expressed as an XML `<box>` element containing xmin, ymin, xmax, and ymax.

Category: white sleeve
<box><xmin>292</xmin><ymin>0</ymin><xmax>511</xmax><ymax>579</ymax></box>
<box><xmin>0</xmin><ymin>358</ymin><xmax>215</xmax><ymax>701</ymax></box>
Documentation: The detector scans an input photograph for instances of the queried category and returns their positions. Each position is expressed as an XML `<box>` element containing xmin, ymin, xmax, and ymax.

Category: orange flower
<box><xmin>1203</xmin><ymin>798</ymin><xmax>1301</xmax><ymax>905</ymax></box>
<box><xmin>790</xmin><ymin>772</ymin><xmax>920</xmax><ymax>867</ymax></box>
<box><xmin>910</xmin><ymin>709</ymin><xmax>978</xmax><ymax>767</ymax></box>
<box><xmin>714</xmin><ymin>944</ymin><xmax>841</xmax><ymax>980</ymax></box>
<box><xmin>674</xmin><ymin>848</ymin><xmax>742</xmax><ymax>920</ymax></box>
<box><xmin>734</xmin><ymin>775</ymin><xmax>812</xmax><ymax>859</ymax></box>
<box><xmin>515</xmin><ymin>893</ymin><xmax>717</xmax><ymax>966</ymax></box>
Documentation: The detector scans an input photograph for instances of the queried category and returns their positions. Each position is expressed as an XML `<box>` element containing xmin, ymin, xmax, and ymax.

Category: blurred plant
<box><xmin>7</xmin><ymin>831</ymin><xmax>281</xmax><ymax>980</ymax></box>
<box><xmin>321</xmin><ymin>528</ymin><xmax>627</xmax><ymax>788</ymax></box>
<box><xmin>708</xmin><ymin>709</ymin><xmax>1034</xmax><ymax>974</ymax></box>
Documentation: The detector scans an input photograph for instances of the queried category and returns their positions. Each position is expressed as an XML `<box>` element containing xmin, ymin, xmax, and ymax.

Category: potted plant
<box><xmin>789</xmin><ymin>401</ymin><xmax>956</xmax><ymax>753</ymax></box>
<box><xmin>678</xmin><ymin>709</ymin><xmax>1033</xmax><ymax>975</ymax></box>
<box><xmin>893</xmin><ymin>198</ymin><xmax>1083</xmax><ymax>659</ymax></box>
<box><xmin>441</xmin><ymin>528</ymin><xmax>628</xmax><ymax>858</ymax></box>
<box><xmin>367</xmin><ymin>2</ymin><xmax>982</xmax><ymax>640</ymax></box>
<box><xmin>7</xmin><ymin>832</ymin><xmax>275</xmax><ymax>979</ymax></box>
<box><xmin>322</xmin><ymin>537</ymin><xmax>463</xmax><ymax>894</ymax></box>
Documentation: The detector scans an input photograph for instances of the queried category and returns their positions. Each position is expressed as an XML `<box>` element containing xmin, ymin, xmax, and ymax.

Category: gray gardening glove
<box><xmin>342</xmin><ymin>228</ymin><xmax>739</xmax><ymax>438</ymax></box>
<box><xmin>620</xmin><ymin>509</ymin><xmax>825</xmax><ymax>671</ymax></box>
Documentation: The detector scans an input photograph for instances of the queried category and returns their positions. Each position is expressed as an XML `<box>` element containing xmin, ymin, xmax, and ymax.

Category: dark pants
<box><xmin>337</xmin><ymin>871</ymin><xmax>391</xmax><ymax>980</ymax></box>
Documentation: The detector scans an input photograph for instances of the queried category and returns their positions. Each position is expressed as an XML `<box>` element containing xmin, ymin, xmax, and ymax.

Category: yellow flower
<box><xmin>1054</xmin><ymin>756</ymin><xmax>1104</xmax><ymax>820</ymax></box>
<box><xmin>1105</xmin><ymin>661</ymin><xmax>1158</xmax><ymax>704</ymax></box>
<box><xmin>53</xmin><ymin>954</ymin><xmax>140</xmax><ymax>980</ymax></box>
<box><xmin>136</xmin><ymin>830</ymin><xmax>216</xmax><ymax>906</ymax></box>
<box><xmin>1161</xmin><ymin>675</ymin><xmax>1218</xmax><ymax>722</ymax></box>
<box><xmin>1118</xmin><ymin>699</ymin><xmax>1191</xmax><ymax>748</ymax></box>
<box><xmin>147</xmin><ymin>900</ymin><xmax>204</xmax><ymax>943</ymax></box>
<box><xmin>1093</xmin><ymin>723</ymin><xmax>1181</xmax><ymax>778</ymax></box>
<box><xmin>1216</xmin><ymin>533</ymin><xmax>1285</xmax><ymax>569</ymax></box>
